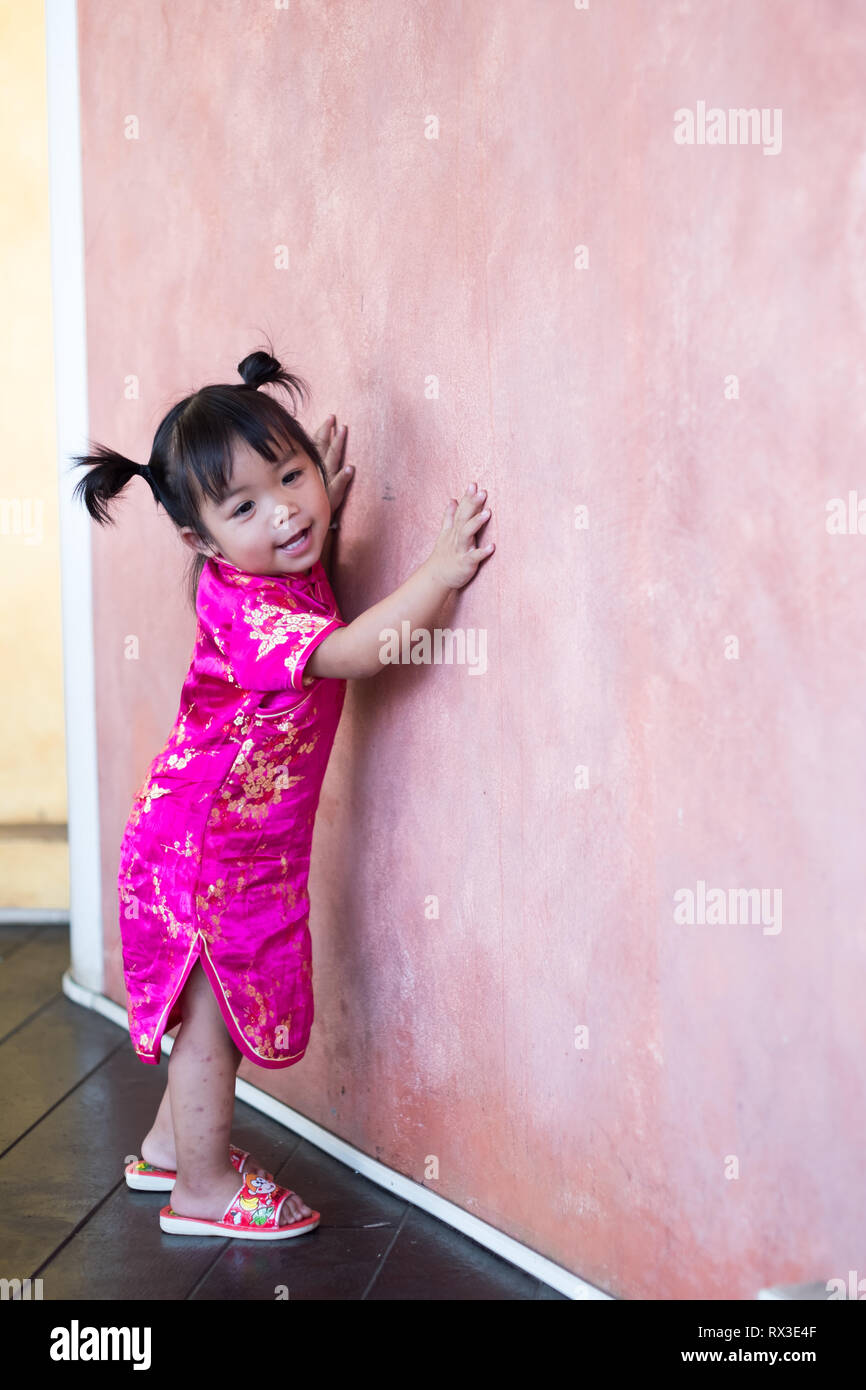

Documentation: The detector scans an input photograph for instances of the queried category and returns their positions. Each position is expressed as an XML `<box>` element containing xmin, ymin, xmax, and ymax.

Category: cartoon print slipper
<box><xmin>124</xmin><ymin>1144</ymin><xmax>273</xmax><ymax>1191</ymax></box>
<box><xmin>159</xmin><ymin>1173</ymin><xmax>319</xmax><ymax>1240</ymax></box>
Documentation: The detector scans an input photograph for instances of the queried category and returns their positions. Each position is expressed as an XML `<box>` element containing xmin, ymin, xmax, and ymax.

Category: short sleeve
<box><xmin>227</xmin><ymin>578</ymin><xmax>345</xmax><ymax>693</ymax></box>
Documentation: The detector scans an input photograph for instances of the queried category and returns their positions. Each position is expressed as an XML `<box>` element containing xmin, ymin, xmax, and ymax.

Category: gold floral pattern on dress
<box><xmin>239</xmin><ymin>597</ymin><xmax>335</xmax><ymax>688</ymax></box>
<box><xmin>125</xmin><ymin>782</ymin><xmax>171</xmax><ymax>831</ymax></box>
<box><xmin>116</xmin><ymin>554</ymin><xmax>346</xmax><ymax>1069</ymax></box>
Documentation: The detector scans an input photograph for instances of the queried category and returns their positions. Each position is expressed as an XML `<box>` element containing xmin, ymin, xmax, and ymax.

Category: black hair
<box><xmin>69</xmin><ymin>336</ymin><xmax>327</xmax><ymax>611</ymax></box>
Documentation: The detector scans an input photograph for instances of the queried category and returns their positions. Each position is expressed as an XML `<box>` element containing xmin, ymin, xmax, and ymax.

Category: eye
<box><xmin>229</xmin><ymin>464</ymin><xmax>301</xmax><ymax>517</ymax></box>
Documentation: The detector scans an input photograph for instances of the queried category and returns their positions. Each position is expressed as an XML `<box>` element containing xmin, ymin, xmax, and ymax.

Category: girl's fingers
<box><xmin>329</xmin><ymin>466</ymin><xmax>351</xmax><ymax>502</ymax></box>
<box><xmin>465</xmin><ymin>508</ymin><xmax>491</xmax><ymax>535</ymax></box>
<box><xmin>454</xmin><ymin>486</ymin><xmax>488</xmax><ymax>520</ymax></box>
<box><xmin>439</xmin><ymin>499</ymin><xmax>458</xmax><ymax>532</ymax></box>
<box><xmin>315</xmin><ymin>416</ymin><xmax>347</xmax><ymax>462</ymax></box>
<box><xmin>315</xmin><ymin>414</ymin><xmax>336</xmax><ymax>447</ymax></box>
<box><xmin>322</xmin><ymin>430</ymin><xmax>348</xmax><ymax>482</ymax></box>
<box><xmin>330</xmin><ymin>423</ymin><xmax>347</xmax><ymax>464</ymax></box>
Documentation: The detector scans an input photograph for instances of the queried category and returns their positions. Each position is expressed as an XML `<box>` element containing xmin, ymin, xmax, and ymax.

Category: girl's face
<box><xmin>181</xmin><ymin>435</ymin><xmax>332</xmax><ymax>577</ymax></box>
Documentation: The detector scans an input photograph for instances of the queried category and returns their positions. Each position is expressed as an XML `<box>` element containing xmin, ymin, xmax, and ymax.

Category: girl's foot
<box><xmin>140</xmin><ymin>1134</ymin><xmax>270</xmax><ymax>1181</ymax></box>
<box><xmin>169</xmin><ymin>1166</ymin><xmax>314</xmax><ymax>1226</ymax></box>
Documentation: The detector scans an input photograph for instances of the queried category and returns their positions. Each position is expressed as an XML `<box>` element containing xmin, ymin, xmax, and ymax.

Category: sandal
<box><xmin>124</xmin><ymin>1144</ymin><xmax>273</xmax><ymax>1191</ymax></box>
<box><xmin>159</xmin><ymin>1173</ymin><xmax>319</xmax><ymax>1240</ymax></box>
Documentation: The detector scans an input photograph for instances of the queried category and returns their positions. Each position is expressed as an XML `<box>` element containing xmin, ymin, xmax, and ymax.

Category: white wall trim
<box><xmin>0</xmin><ymin>910</ymin><xmax>70</xmax><ymax>926</ymax></box>
<box><xmin>45</xmin><ymin>1</ymin><xmax>103</xmax><ymax>991</ymax></box>
<box><xmin>61</xmin><ymin>970</ymin><xmax>611</xmax><ymax>1301</ymax></box>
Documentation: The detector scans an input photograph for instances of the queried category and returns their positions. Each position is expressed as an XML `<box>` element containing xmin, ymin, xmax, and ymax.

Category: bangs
<box><xmin>162</xmin><ymin>382</ymin><xmax>320</xmax><ymax>515</ymax></box>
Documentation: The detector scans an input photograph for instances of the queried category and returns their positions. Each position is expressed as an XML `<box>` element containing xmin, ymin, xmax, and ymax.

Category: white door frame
<box><xmin>46</xmin><ymin>0</ymin><xmax>103</xmax><ymax>992</ymax></box>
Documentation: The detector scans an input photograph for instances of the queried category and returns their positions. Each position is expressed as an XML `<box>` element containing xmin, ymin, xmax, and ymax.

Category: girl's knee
<box><xmin>174</xmin><ymin>960</ymin><xmax>242</xmax><ymax>1057</ymax></box>
<box><xmin>177</xmin><ymin>960</ymin><xmax>224</xmax><ymax>1031</ymax></box>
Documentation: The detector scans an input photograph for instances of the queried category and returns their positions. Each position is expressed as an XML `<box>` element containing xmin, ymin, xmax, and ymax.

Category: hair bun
<box><xmin>237</xmin><ymin>349</ymin><xmax>284</xmax><ymax>390</ymax></box>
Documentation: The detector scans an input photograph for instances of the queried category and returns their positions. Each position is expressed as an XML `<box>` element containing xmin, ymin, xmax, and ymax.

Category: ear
<box><xmin>179</xmin><ymin>526</ymin><xmax>216</xmax><ymax>559</ymax></box>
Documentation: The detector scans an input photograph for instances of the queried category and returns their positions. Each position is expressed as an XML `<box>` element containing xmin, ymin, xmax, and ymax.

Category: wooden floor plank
<box><xmin>0</xmin><ymin>923</ymin><xmax>47</xmax><ymax>960</ymax></box>
<box><xmin>0</xmin><ymin>926</ymin><xmax>71</xmax><ymax>1041</ymax></box>
<box><xmin>0</xmin><ymin>996</ymin><xmax>125</xmax><ymax>1153</ymax></box>
<box><xmin>365</xmin><ymin>1204</ymin><xmax>553</xmax><ymax>1300</ymax></box>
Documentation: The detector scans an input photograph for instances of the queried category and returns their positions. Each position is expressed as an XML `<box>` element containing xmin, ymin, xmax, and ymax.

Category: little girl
<box><xmin>72</xmin><ymin>345</ymin><xmax>495</xmax><ymax>1241</ymax></box>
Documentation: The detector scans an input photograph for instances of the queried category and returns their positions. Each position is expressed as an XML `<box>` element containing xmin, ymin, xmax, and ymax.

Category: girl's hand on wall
<box><xmin>314</xmin><ymin>416</ymin><xmax>353</xmax><ymax>521</ymax></box>
<box><xmin>427</xmin><ymin>483</ymin><xmax>495</xmax><ymax>590</ymax></box>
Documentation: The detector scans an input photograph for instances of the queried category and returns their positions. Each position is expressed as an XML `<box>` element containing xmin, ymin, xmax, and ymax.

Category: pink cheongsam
<box><xmin>117</xmin><ymin>552</ymin><xmax>347</xmax><ymax>1068</ymax></box>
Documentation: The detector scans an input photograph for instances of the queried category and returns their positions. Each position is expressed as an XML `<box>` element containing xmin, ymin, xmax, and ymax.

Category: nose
<box><xmin>272</xmin><ymin>503</ymin><xmax>296</xmax><ymax>533</ymax></box>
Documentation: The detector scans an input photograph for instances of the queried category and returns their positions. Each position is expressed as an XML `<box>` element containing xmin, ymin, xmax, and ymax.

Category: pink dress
<box><xmin>117</xmin><ymin>552</ymin><xmax>347</xmax><ymax>1068</ymax></box>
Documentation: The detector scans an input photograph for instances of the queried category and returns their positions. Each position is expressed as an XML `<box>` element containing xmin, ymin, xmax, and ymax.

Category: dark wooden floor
<box><xmin>0</xmin><ymin>924</ymin><xmax>566</xmax><ymax>1300</ymax></box>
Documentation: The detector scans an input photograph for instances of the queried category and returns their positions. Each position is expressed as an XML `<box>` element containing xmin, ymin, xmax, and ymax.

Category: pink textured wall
<box><xmin>80</xmin><ymin>0</ymin><xmax>866</xmax><ymax>1297</ymax></box>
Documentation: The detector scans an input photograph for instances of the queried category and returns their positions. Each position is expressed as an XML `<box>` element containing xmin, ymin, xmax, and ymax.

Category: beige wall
<box><xmin>0</xmin><ymin>0</ymin><xmax>68</xmax><ymax>908</ymax></box>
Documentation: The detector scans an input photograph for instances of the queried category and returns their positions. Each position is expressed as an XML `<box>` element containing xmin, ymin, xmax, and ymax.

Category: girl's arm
<box><xmin>306</xmin><ymin>483</ymin><xmax>494</xmax><ymax>681</ymax></box>
<box><xmin>310</xmin><ymin>557</ymin><xmax>451</xmax><ymax>680</ymax></box>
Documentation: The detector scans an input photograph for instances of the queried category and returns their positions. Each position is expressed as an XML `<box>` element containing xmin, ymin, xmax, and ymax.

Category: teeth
<box><xmin>280</xmin><ymin>526</ymin><xmax>308</xmax><ymax>549</ymax></box>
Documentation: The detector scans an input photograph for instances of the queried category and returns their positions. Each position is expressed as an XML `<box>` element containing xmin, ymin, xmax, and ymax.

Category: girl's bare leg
<box><xmin>140</xmin><ymin>1078</ymin><xmax>177</xmax><ymax>1169</ymax></box>
<box><xmin>164</xmin><ymin>960</ymin><xmax>312</xmax><ymax>1225</ymax></box>
<box><xmin>140</xmin><ymin>1044</ymin><xmax>268</xmax><ymax>1179</ymax></box>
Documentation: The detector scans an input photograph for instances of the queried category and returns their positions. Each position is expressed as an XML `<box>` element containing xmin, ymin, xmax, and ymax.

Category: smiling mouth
<box><xmin>277</xmin><ymin>525</ymin><xmax>311</xmax><ymax>553</ymax></box>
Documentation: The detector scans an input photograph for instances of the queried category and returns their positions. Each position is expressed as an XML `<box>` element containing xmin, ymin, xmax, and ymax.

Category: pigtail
<box><xmin>69</xmin><ymin>442</ymin><xmax>149</xmax><ymax>526</ymax></box>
